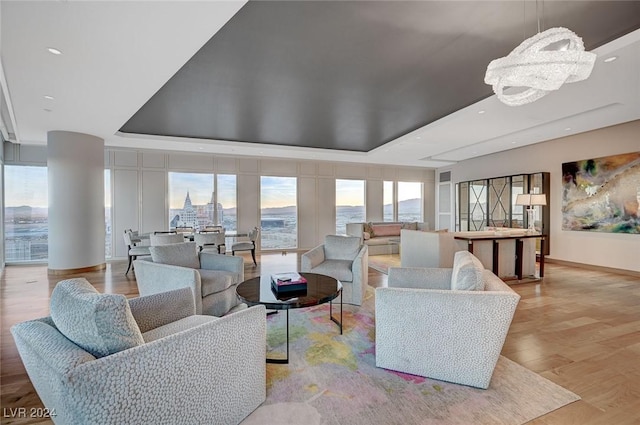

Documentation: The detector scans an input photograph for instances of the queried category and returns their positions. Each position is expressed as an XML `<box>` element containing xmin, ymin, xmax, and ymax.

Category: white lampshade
<box><xmin>516</xmin><ymin>194</ymin><xmax>532</xmax><ymax>206</ymax></box>
<box><xmin>516</xmin><ymin>193</ymin><xmax>547</xmax><ymax>206</ymax></box>
<box><xmin>530</xmin><ymin>194</ymin><xmax>547</xmax><ymax>206</ymax></box>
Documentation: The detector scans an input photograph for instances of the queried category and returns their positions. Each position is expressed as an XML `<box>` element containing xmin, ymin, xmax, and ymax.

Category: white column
<box><xmin>47</xmin><ymin>131</ymin><xmax>105</xmax><ymax>273</ymax></box>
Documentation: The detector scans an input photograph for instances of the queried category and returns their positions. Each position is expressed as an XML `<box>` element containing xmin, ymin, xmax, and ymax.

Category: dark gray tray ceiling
<box><xmin>119</xmin><ymin>1</ymin><xmax>640</xmax><ymax>152</ymax></box>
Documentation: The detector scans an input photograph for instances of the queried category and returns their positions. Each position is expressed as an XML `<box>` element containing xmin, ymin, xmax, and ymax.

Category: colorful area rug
<box><xmin>242</xmin><ymin>290</ymin><xmax>580</xmax><ymax>425</ymax></box>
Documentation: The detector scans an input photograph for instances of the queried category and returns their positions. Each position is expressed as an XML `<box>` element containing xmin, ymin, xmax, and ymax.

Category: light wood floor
<box><xmin>1</xmin><ymin>253</ymin><xmax>639</xmax><ymax>425</ymax></box>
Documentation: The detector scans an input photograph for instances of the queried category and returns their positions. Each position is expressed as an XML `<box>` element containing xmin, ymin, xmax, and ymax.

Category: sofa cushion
<box><xmin>311</xmin><ymin>259</ymin><xmax>354</xmax><ymax>282</ymax></box>
<box><xmin>451</xmin><ymin>251</ymin><xmax>484</xmax><ymax>291</ymax></box>
<box><xmin>324</xmin><ymin>235</ymin><xmax>362</xmax><ymax>261</ymax></box>
<box><xmin>50</xmin><ymin>278</ymin><xmax>144</xmax><ymax>358</ymax></box>
<box><xmin>371</xmin><ymin>224</ymin><xmax>402</xmax><ymax>237</ymax></box>
<box><xmin>199</xmin><ymin>269</ymin><xmax>236</xmax><ymax>297</ymax></box>
<box><xmin>142</xmin><ymin>315</ymin><xmax>218</xmax><ymax>343</ymax></box>
<box><xmin>149</xmin><ymin>242</ymin><xmax>200</xmax><ymax>269</ymax></box>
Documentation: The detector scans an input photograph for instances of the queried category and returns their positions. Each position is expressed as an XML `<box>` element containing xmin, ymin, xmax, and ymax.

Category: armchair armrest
<box><xmin>128</xmin><ymin>288</ymin><xmax>195</xmax><ymax>333</ymax></box>
<box><xmin>66</xmin><ymin>305</ymin><xmax>267</xmax><ymax>425</ymax></box>
<box><xmin>199</xmin><ymin>252</ymin><xmax>244</xmax><ymax>283</ymax></box>
<box><xmin>133</xmin><ymin>260</ymin><xmax>203</xmax><ymax>314</ymax></box>
<box><xmin>301</xmin><ymin>245</ymin><xmax>326</xmax><ymax>271</ymax></box>
<box><xmin>387</xmin><ymin>267</ymin><xmax>452</xmax><ymax>290</ymax></box>
<box><xmin>350</xmin><ymin>244</ymin><xmax>369</xmax><ymax>305</ymax></box>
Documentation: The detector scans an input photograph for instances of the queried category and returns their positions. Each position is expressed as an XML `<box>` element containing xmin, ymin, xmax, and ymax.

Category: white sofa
<box><xmin>346</xmin><ymin>221</ymin><xmax>428</xmax><ymax>255</ymax></box>
<box><xmin>376</xmin><ymin>251</ymin><xmax>521</xmax><ymax>389</ymax></box>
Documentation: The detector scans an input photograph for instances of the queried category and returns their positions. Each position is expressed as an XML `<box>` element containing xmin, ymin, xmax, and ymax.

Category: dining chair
<box><xmin>150</xmin><ymin>233</ymin><xmax>185</xmax><ymax>246</ymax></box>
<box><xmin>123</xmin><ymin>229</ymin><xmax>151</xmax><ymax>275</ymax></box>
<box><xmin>194</xmin><ymin>231</ymin><xmax>226</xmax><ymax>254</ymax></box>
<box><xmin>174</xmin><ymin>226</ymin><xmax>194</xmax><ymax>235</ymax></box>
<box><xmin>231</xmin><ymin>227</ymin><xmax>260</xmax><ymax>266</ymax></box>
<box><xmin>201</xmin><ymin>225</ymin><xmax>223</xmax><ymax>233</ymax></box>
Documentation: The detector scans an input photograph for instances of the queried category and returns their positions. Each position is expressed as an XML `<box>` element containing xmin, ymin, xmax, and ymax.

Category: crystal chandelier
<box><xmin>484</xmin><ymin>27</ymin><xmax>597</xmax><ymax>106</ymax></box>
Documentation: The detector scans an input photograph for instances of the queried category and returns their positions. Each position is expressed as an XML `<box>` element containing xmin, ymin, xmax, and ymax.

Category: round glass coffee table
<box><xmin>236</xmin><ymin>272</ymin><xmax>343</xmax><ymax>364</ymax></box>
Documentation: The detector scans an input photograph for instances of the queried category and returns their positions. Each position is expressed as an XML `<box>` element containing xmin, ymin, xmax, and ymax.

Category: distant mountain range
<box><xmin>260</xmin><ymin>198</ymin><xmax>421</xmax><ymax>215</ymax></box>
<box><xmin>5</xmin><ymin>206</ymin><xmax>49</xmax><ymax>219</ymax></box>
<box><xmin>9</xmin><ymin>198</ymin><xmax>420</xmax><ymax>220</ymax></box>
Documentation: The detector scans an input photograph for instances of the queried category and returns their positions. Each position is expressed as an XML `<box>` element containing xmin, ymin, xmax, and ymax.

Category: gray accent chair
<box><xmin>134</xmin><ymin>242</ymin><xmax>245</xmax><ymax>317</ymax></box>
<box><xmin>231</xmin><ymin>226</ymin><xmax>260</xmax><ymax>266</ymax></box>
<box><xmin>11</xmin><ymin>279</ymin><xmax>266</xmax><ymax>425</ymax></box>
<box><xmin>123</xmin><ymin>229</ymin><xmax>150</xmax><ymax>275</ymax></box>
<box><xmin>375</xmin><ymin>251</ymin><xmax>520</xmax><ymax>389</ymax></box>
<box><xmin>301</xmin><ymin>235</ymin><xmax>368</xmax><ymax>306</ymax></box>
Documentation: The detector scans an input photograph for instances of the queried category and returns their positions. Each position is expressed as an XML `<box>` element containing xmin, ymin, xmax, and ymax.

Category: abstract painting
<box><xmin>562</xmin><ymin>152</ymin><xmax>640</xmax><ymax>233</ymax></box>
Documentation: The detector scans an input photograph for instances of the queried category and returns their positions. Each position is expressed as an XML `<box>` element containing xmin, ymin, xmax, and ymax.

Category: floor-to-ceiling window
<box><xmin>383</xmin><ymin>180</ymin><xmax>394</xmax><ymax>222</ymax></box>
<box><xmin>4</xmin><ymin>165</ymin><xmax>48</xmax><ymax>262</ymax></box>
<box><xmin>105</xmin><ymin>169</ymin><xmax>112</xmax><ymax>258</ymax></box>
<box><xmin>217</xmin><ymin>174</ymin><xmax>237</xmax><ymax>232</ymax></box>
<box><xmin>397</xmin><ymin>181</ymin><xmax>423</xmax><ymax>222</ymax></box>
<box><xmin>336</xmin><ymin>179</ymin><xmax>365</xmax><ymax>234</ymax></box>
<box><xmin>260</xmin><ymin>176</ymin><xmax>297</xmax><ymax>250</ymax></box>
<box><xmin>168</xmin><ymin>172</ymin><xmax>238</xmax><ymax>232</ymax></box>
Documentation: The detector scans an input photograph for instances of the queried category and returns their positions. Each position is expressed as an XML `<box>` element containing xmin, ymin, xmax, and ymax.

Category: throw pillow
<box><xmin>149</xmin><ymin>242</ymin><xmax>200</xmax><ymax>269</ymax></box>
<box><xmin>50</xmin><ymin>278</ymin><xmax>144</xmax><ymax>358</ymax></box>
<box><xmin>363</xmin><ymin>222</ymin><xmax>375</xmax><ymax>237</ymax></box>
<box><xmin>450</xmin><ymin>251</ymin><xmax>484</xmax><ymax>291</ymax></box>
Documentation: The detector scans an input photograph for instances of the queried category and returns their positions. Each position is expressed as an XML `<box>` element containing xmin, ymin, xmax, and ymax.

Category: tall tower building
<box><xmin>181</xmin><ymin>191</ymin><xmax>197</xmax><ymax>228</ymax></box>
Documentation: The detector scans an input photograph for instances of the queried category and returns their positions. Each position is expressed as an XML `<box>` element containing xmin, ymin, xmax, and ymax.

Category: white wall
<box><xmin>103</xmin><ymin>148</ymin><xmax>436</xmax><ymax>259</ymax></box>
<box><xmin>438</xmin><ymin>119</ymin><xmax>640</xmax><ymax>272</ymax></box>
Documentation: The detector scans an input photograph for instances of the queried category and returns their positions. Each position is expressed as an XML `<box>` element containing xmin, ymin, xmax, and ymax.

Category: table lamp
<box><xmin>516</xmin><ymin>193</ymin><xmax>547</xmax><ymax>233</ymax></box>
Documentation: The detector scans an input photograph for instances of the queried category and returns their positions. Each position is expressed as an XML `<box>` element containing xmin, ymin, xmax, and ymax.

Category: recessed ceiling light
<box><xmin>198</xmin><ymin>147</ymin><xmax>204</xmax><ymax>150</ymax></box>
<box><xmin>478</xmin><ymin>110</ymin><xmax>486</xmax><ymax>114</ymax></box>
<box><xmin>565</xmin><ymin>127</ymin><xmax>572</xmax><ymax>131</ymax></box>
<box><xmin>44</xmin><ymin>95</ymin><xmax>54</xmax><ymax>100</ymax></box>
<box><xmin>604</xmin><ymin>56</ymin><xmax>618</xmax><ymax>63</ymax></box>
<box><xmin>511</xmin><ymin>141</ymin><xmax>517</xmax><ymax>144</ymax></box>
<box><xmin>47</xmin><ymin>47</ymin><xmax>62</xmax><ymax>55</ymax></box>
<box><xmin>415</xmin><ymin>136</ymin><xmax>422</xmax><ymax>140</ymax></box>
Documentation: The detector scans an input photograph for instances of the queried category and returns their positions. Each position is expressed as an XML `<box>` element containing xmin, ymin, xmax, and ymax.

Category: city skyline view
<box><xmin>5</xmin><ymin>165</ymin><xmax>424</xmax><ymax>259</ymax></box>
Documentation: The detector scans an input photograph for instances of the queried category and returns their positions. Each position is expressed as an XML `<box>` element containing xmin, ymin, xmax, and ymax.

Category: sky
<box><xmin>5</xmin><ymin>165</ymin><xmax>48</xmax><ymax>207</ymax></box>
<box><xmin>336</xmin><ymin>179</ymin><xmax>365</xmax><ymax>206</ymax></box>
<box><xmin>169</xmin><ymin>173</ymin><xmax>236</xmax><ymax>209</ymax></box>
<box><xmin>6</xmin><ymin>166</ymin><xmax>422</xmax><ymax>210</ymax></box>
<box><xmin>261</xmin><ymin>176</ymin><xmax>296</xmax><ymax>208</ymax></box>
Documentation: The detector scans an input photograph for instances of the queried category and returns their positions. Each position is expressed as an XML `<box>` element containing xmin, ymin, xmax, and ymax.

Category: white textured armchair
<box><xmin>11</xmin><ymin>279</ymin><xmax>266</xmax><ymax>425</ymax></box>
<box><xmin>375</xmin><ymin>251</ymin><xmax>520</xmax><ymax>389</ymax></box>
<box><xmin>301</xmin><ymin>235</ymin><xmax>368</xmax><ymax>306</ymax></box>
<box><xmin>134</xmin><ymin>242</ymin><xmax>244</xmax><ymax>316</ymax></box>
